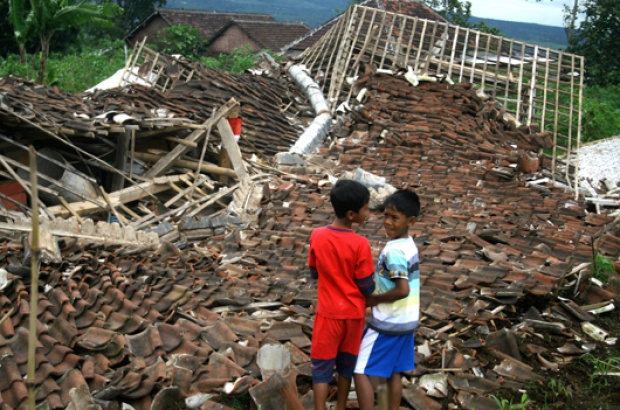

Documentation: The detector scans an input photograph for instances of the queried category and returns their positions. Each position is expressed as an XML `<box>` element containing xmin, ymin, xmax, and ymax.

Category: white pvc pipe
<box><xmin>287</xmin><ymin>64</ymin><xmax>332</xmax><ymax>155</ymax></box>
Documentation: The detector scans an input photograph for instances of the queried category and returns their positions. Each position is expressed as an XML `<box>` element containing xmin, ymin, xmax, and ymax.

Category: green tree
<box><xmin>103</xmin><ymin>0</ymin><xmax>166</xmax><ymax>33</ymax></box>
<box><xmin>9</xmin><ymin>0</ymin><xmax>122</xmax><ymax>84</ymax></box>
<box><xmin>201</xmin><ymin>46</ymin><xmax>261</xmax><ymax>74</ymax></box>
<box><xmin>535</xmin><ymin>0</ymin><xmax>581</xmax><ymax>45</ymax></box>
<box><xmin>570</xmin><ymin>0</ymin><xmax>620</xmax><ymax>86</ymax></box>
<box><xmin>426</xmin><ymin>0</ymin><xmax>472</xmax><ymax>27</ymax></box>
<box><xmin>151</xmin><ymin>24</ymin><xmax>206</xmax><ymax>59</ymax></box>
<box><xmin>1</xmin><ymin>1</ymin><xmax>20</xmax><ymax>58</ymax></box>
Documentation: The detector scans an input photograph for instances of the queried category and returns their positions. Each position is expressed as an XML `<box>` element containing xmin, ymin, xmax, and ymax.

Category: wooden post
<box><xmin>111</xmin><ymin>130</ymin><xmax>130</xmax><ymax>193</ymax></box>
<box><xmin>219</xmin><ymin>107</ymin><xmax>241</xmax><ymax>184</ymax></box>
<box><xmin>27</xmin><ymin>146</ymin><xmax>40</xmax><ymax>410</ymax></box>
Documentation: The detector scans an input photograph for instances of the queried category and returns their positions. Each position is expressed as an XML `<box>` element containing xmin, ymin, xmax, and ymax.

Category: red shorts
<box><xmin>310</xmin><ymin>315</ymin><xmax>365</xmax><ymax>383</ymax></box>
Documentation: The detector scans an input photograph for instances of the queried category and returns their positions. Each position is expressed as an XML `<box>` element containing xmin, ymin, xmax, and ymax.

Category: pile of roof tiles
<box><xmin>0</xmin><ymin>62</ymin><xmax>307</xmax><ymax>157</ymax></box>
<box><xmin>0</xmin><ymin>65</ymin><xmax>618</xmax><ymax>410</ymax></box>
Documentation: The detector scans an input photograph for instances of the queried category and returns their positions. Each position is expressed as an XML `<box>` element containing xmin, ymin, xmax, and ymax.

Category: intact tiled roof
<box><xmin>156</xmin><ymin>8</ymin><xmax>275</xmax><ymax>39</ymax></box>
<box><xmin>213</xmin><ymin>20</ymin><xmax>310</xmax><ymax>51</ymax></box>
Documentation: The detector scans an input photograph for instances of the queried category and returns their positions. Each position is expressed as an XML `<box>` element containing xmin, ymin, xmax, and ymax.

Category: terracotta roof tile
<box><xmin>218</xmin><ymin>21</ymin><xmax>310</xmax><ymax>52</ymax></box>
<box><xmin>125</xmin><ymin>326</ymin><xmax>164</xmax><ymax>360</ymax></box>
<box><xmin>0</xmin><ymin>42</ymin><xmax>618</xmax><ymax>410</ymax></box>
<box><xmin>155</xmin><ymin>8</ymin><xmax>275</xmax><ymax>40</ymax></box>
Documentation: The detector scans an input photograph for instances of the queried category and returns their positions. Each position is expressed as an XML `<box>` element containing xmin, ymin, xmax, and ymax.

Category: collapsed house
<box><xmin>0</xmin><ymin>4</ymin><xmax>618</xmax><ymax>410</ymax></box>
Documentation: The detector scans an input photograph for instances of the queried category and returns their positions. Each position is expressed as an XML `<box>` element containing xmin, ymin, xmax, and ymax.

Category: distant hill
<box><xmin>469</xmin><ymin>17</ymin><xmax>567</xmax><ymax>50</ymax></box>
<box><xmin>165</xmin><ymin>1</ymin><xmax>568</xmax><ymax>50</ymax></box>
<box><xmin>166</xmin><ymin>0</ymin><xmax>350</xmax><ymax>28</ymax></box>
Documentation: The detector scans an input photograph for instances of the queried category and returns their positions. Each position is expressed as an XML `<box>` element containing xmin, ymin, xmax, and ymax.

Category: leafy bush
<box><xmin>150</xmin><ymin>24</ymin><xmax>207</xmax><ymax>60</ymax></box>
<box><xmin>592</xmin><ymin>253</ymin><xmax>616</xmax><ymax>282</ymax></box>
<box><xmin>200</xmin><ymin>46</ymin><xmax>260</xmax><ymax>74</ymax></box>
<box><xmin>0</xmin><ymin>39</ymin><xmax>126</xmax><ymax>93</ymax></box>
<box><xmin>0</xmin><ymin>54</ymin><xmax>37</xmax><ymax>80</ymax></box>
<box><xmin>582</xmin><ymin>85</ymin><xmax>620</xmax><ymax>143</ymax></box>
<box><xmin>48</xmin><ymin>40</ymin><xmax>126</xmax><ymax>93</ymax></box>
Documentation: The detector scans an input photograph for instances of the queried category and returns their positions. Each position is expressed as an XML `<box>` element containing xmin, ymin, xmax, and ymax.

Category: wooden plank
<box><xmin>133</xmin><ymin>152</ymin><xmax>237</xmax><ymax>178</ymax></box>
<box><xmin>217</xmin><ymin>118</ymin><xmax>249</xmax><ymax>183</ymax></box>
<box><xmin>111</xmin><ymin>130</ymin><xmax>130</xmax><ymax>192</ymax></box>
<box><xmin>165</xmin><ymin>176</ymin><xmax>200</xmax><ymax>208</ymax></box>
<box><xmin>165</xmin><ymin>136</ymin><xmax>198</xmax><ymax>148</ymax></box>
<box><xmin>191</xmin><ymin>107</ymin><xmax>216</xmax><ymax>194</ymax></box>
<box><xmin>58</xmin><ymin>197</ymin><xmax>84</xmax><ymax>223</ymax></box>
<box><xmin>143</xmin><ymin>98</ymin><xmax>239</xmax><ymax>179</ymax></box>
<box><xmin>178</xmin><ymin>174</ymin><xmax>209</xmax><ymax>197</ymax></box>
<box><xmin>47</xmin><ymin>175</ymin><xmax>183</xmax><ymax>218</ymax></box>
<box><xmin>119</xmin><ymin>203</ymin><xmax>141</xmax><ymax>221</ymax></box>
<box><xmin>180</xmin><ymin>173</ymin><xmax>214</xmax><ymax>191</ymax></box>
<box><xmin>0</xmin><ymin>222</ymin><xmax>157</xmax><ymax>247</ymax></box>
<box><xmin>99</xmin><ymin>186</ymin><xmax>127</xmax><ymax>226</ymax></box>
<box><xmin>218</xmin><ymin>149</ymin><xmax>233</xmax><ymax>184</ymax></box>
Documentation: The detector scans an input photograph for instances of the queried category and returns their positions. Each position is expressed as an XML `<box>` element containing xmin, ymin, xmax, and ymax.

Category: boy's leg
<box><xmin>387</xmin><ymin>372</ymin><xmax>402</xmax><ymax>410</ymax></box>
<box><xmin>313</xmin><ymin>382</ymin><xmax>330</xmax><ymax>410</ymax></box>
<box><xmin>354</xmin><ymin>373</ymin><xmax>375</xmax><ymax>410</ymax></box>
<box><xmin>311</xmin><ymin>314</ymin><xmax>340</xmax><ymax>410</ymax></box>
<box><xmin>336</xmin><ymin>375</ymin><xmax>352</xmax><ymax>410</ymax></box>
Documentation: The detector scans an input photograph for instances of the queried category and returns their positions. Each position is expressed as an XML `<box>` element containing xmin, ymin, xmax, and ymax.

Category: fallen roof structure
<box><xmin>295</xmin><ymin>4</ymin><xmax>585</xmax><ymax>196</ymax></box>
<box><xmin>0</xmin><ymin>9</ymin><xmax>618</xmax><ymax>410</ymax></box>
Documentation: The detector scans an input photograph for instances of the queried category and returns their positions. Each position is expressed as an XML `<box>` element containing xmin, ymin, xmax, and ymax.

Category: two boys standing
<box><xmin>308</xmin><ymin>180</ymin><xmax>421</xmax><ymax>410</ymax></box>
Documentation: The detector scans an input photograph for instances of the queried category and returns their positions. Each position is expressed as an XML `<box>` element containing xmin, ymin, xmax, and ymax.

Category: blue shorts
<box><xmin>354</xmin><ymin>327</ymin><xmax>415</xmax><ymax>377</ymax></box>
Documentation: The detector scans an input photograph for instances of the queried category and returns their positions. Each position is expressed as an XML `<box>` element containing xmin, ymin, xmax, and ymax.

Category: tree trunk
<box><xmin>564</xmin><ymin>0</ymin><xmax>580</xmax><ymax>46</ymax></box>
<box><xmin>18</xmin><ymin>44</ymin><xmax>27</xmax><ymax>64</ymax></box>
<box><xmin>38</xmin><ymin>35</ymin><xmax>51</xmax><ymax>84</ymax></box>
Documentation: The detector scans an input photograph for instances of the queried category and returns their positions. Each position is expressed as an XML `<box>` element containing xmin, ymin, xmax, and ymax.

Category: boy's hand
<box><xmin>366</xmin><ymin>294</ymin><xmax>379</xmax><ymax>307</ymax></box>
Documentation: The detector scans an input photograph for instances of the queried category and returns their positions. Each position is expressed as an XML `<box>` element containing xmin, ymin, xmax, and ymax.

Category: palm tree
<box><xmin>11</xmin><ymin>0</ymin><xmax>121</xmax><ymax>83</ymax></box>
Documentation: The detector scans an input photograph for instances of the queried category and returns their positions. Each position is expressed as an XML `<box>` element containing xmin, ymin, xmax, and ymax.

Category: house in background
<box><xmin>125</xmin><ymin>8</ymin><xmax>309</xmax><ymax>56</ymax></box>
<box><xmin>207</xmin><ymin>20</ymin><xmax>310</xmax><ymax>56</ymax></box>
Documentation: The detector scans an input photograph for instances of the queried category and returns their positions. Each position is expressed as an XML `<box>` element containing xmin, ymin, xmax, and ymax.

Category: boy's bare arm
<box><xmin>366</xmin><ymin>278</ymin><xmax>409</xmax><ymax>307</ymax></box>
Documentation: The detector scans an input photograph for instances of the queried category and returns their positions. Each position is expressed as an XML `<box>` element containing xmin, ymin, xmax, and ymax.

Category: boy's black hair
<box><xmin>330</xmin><ymin>179</ymin><xmax>370</xmax><ymax>219</ymax></box>
<box><xmin>383</xmin><ymin>189</ymin><xmax>420</xmax><ymax>218</ymax></box>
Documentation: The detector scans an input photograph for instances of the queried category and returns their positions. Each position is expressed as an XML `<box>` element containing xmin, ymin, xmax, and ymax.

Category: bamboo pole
<box><xmin>27</xmin><ymin>146</ymin><xmax>40</xmax><ymax>410</ymax></box>
<box><xmin>133</xmin><ymin>152</ymin><xmax>237</xmax><ymax>178</ymax></box>
<box><xmin>191</xmin><ymin>107</ymin><xmax>216</xmax><ymax>197</ymax></box>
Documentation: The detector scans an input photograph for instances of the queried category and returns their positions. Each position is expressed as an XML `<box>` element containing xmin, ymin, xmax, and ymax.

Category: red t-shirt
<box><xmin>308</xmin><ymin>225</ymin><xmax>375</xmax><ymax>319</ymax></box>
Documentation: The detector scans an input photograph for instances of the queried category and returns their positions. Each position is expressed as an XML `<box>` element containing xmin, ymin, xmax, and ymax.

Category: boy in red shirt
<box><xmin>308</xmin><ymin>179</ymin><xmax>376</xmax><ymax>410</ymax></box>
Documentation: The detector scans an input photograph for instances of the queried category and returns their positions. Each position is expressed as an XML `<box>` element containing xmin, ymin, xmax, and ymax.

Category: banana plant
<box><xmin>11</xmin><ymin>0</ymin><xmax>122</xmax><ymax>83</ymax></box>
<box><xmin>8</xmin><ymin>0</ymin><xmax>31</xmax><ymax>63</ymax></box>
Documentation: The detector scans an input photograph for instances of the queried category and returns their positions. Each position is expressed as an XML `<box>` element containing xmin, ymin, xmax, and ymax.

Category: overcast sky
<box><xmin>468</xmin><ymin>0</ymin><xmax>568</xmax><ymax>27</ymax></box>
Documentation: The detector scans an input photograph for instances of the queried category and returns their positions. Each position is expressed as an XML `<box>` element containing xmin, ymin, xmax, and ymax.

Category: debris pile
<box><xmin>0</xmin><ymin>52</ymin><xmax>618</xmax><ymax>409</ymax></box>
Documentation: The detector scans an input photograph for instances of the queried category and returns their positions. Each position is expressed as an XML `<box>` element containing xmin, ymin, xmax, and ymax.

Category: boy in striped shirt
<box><xmin>354</xmin><ymin>189</ymin><xmax>421</xmax><ymax>410</ymax></box>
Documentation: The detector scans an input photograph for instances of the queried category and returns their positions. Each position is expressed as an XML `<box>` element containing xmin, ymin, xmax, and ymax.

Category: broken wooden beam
<box><xmin>133</xmin><ymin>152</ymin><xmax>237</xmax><ymax>179</ymax></box>
<box><xmin>47</xmin><ymin>175</ymin><xmax>184</xmax><ymax>218</ymax></box>
<box><xmin>143</xmin><ymin>98</ymin><xmax>240</xmax><ymax>178</ymax></box>
<box><xmin>217</xmin><ymin>117</ymin><xmax>249</xmax><ymax>183</ymax></box>
<box><xmin>0</xmin><ymin>221</ymin><xmax>159</xmax><ymax>247</ymax></box>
